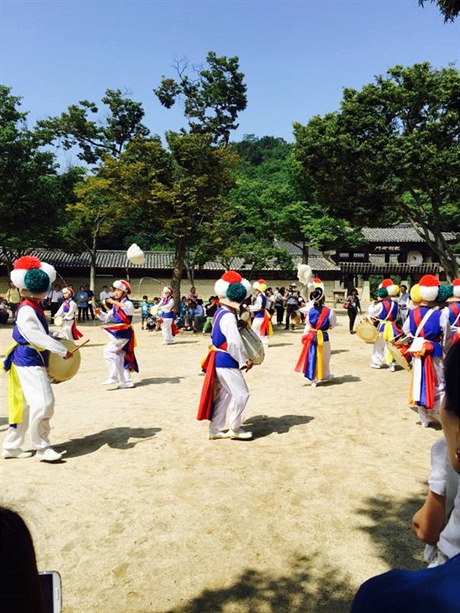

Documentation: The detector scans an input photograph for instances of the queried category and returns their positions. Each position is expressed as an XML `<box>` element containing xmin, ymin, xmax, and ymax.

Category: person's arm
<box><xmin>16</xmin><ymin>306</ymin><xmax>68</xmax><ymax>356</ymax></box>
<box><xmin>54</xmin><ymin>303</ymin><xmax>65</xmax><ymax>318</ymax></box>
<box><xmin>220</xmin><ymin>310</ymin><xmax>250</xmax><ymax>368</ymax></box>
<box><xmin>412</xmin><ymin>437</ymin><xmax>449</xmax><ymax>545</ymax></box>
<box><xmin>440</xmin><ymin>307</ymin><xmax>452</xmax><ymax>354</ymax></box>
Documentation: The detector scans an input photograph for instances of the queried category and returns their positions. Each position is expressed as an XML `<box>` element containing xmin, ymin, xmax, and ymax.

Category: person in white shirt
<box><xmin>54</xmin><ymin>287</ymin><xmax>83</xmax><ymax>341</ymax></box>
<box><xmin>48</xmin><ymin>283</ymin><xmax>63</xmax><ymax>323</ymax></box>
<box><xmin>158</xmin><ymin>286</ymin><xmax>176</xmax><ymax>345</ymax></box>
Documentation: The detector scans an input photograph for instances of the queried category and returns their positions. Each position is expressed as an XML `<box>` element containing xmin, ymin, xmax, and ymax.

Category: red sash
<box><xmin>71</xmin><ymin>321</ymin><xmax>83</xmax><ymax>340</ymax></box>
<box><xmin>196</xmin><ymin>343</ymin><xmax>228</xmax><ymax>421</ymax></box>
<box><xmin>295</xmin><ymin>307</ymin><xmax>329</xmax><ymax>373</ymax></box>
<box><xmin>412</xmin><ymin>308</ymin><xmax>438</xmax><ymax>410</ymax></box>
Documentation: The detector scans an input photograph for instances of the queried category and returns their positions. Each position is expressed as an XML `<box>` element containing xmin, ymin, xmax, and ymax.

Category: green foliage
<box><xmin>294</xmin><ymin>63</ymin><xmax>460</xmax><ymax>278</ymax></box>
<box><xmin>154</xmin><ymin>52</ymin><xmax>247</xmax><ymax>145</ymax></box>
<box><xmin>418</xmin><ymin>0</ymin><xmax>460</xmax><ymax>22</ymax></box>
<box><xmin>0</xmin><ymin>86</ymin><xmax>82</xmax><ymax>265</ymax></box>
<box><xmin>37</xmin><ymin>89</ymin><xmax>150</xmax><ymax>165</ymax></box>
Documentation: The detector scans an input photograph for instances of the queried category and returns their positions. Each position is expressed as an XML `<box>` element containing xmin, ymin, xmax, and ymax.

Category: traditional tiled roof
<box><xmin>339</xmin><ymin>262</ymin><xmax>440</xmax><ymax>275</ymax></box>
<box><xmin>0</xmin><ymin>247</ymin><xmax>338</xmax><ymax>273</ymax></box>
<box><xmin>360</xmin><ymin>224</ymin><xmax>457</xmax><ymax>244</ymax></box>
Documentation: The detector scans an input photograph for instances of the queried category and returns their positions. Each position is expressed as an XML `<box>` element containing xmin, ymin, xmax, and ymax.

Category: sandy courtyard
<box><xmin>0</xmin><ymin>314</ymin><xmax>440</xmax><ymax>612</ymax></box>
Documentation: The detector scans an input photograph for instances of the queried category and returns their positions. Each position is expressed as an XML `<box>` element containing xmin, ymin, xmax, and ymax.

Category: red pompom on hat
<box><xmin>222</xmin><ymin>271</ymin><xmax>242</xmax><ymax>283</ymax></box>
<box><xmin>419</xmin><ymin>274</ymin><xmax>440</xmax><ymax>302</ymax></box>
<box><xmin>313</xmin><ymin>277</ymin><xmax>322</xmax><ymax>284</ymax></box>
<box><xmin>451</xmin><ymin>278</ymin><xmax>460</xmax><ymax>299</ymax></box>
<box><xmin>14</xmin><ymin>256</ymin><xmax>41</xmax><ymax>270</ymax></box>
<box><xmin>378</xmin><ymin>278</ymin><xmax>399</xmax><ymax>297</ymax></box>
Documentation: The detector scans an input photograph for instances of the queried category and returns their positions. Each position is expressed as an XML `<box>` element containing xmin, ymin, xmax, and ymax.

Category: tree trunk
<box><xmin>171</xmin><ymin>238</ymin><xmax>186</xmax><ymax>311</ymax></box>
<box><xmin>90</xmin><ymin>234</ymin><xmax>97</xmax><ymax>292</ymax></box>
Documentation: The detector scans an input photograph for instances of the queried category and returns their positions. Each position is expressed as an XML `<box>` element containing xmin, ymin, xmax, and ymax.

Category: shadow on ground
<box><xmin>163</xmin><ymin>554</ymin><xmax>354</xmax><ymax>613</ymax></box>
<box><xmin>244</xmin><ymin>414</ymin><xmax>314</xmax><ymax>439</ymax></box>
<box><xmin>135</xmin><ymin>377</ymin><xmax>184</xmax><ymax>387</ymax></box>
<box><xmin>54</xmin><ymin>426</ymin><xmax>160</xmax><ymax>458</ymax></box>
<box><xmin>358</xmin><ymin>493</ymin><xmax>426</xmax><ymax>568</ymax></box>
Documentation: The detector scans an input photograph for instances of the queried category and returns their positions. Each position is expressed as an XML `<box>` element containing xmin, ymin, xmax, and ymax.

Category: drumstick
<box><xmin>70</xmin><ymin>339</ymin><xmax>90</xmax><ymax>354</ymax></box>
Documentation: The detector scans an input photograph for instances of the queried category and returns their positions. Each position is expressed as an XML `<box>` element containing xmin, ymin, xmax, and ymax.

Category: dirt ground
<box><xmin>0</xmin><ymin>313</ymin><xmax>440</xmax><ymax>612</ymax></box>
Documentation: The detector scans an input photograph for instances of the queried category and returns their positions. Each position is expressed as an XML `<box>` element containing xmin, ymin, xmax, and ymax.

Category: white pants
<box><xmin>3</xmin><ymin>366</ymin><xmax>54</xmax><ymax>451</ymax></box>
<box><xmin>162</xmin><ymin>318</ymin><xmax>175</xmax><ymax>344</ymax></box>
<box><xmin>103</xmin><ymin>337</ymin><xmax>132</xmax><ymax>383</ymax></box>
<box><xmin>59</xmin><ymin>320</ymin><xmax>74</xmax><ymax>341</ymax></box>
<box><xmin>371</xmin><ymin>336</ymin><xmax>393</xmax><ymax>367</ymax></box>
<box><xmin>211</xmin><ymin>368</ymin><xmax>250</xmax><ymax>432</ymax></box>
<box><xmin>251</xmin><ymin>317</ymin><xmax>269</xmax><ymax>347</ymax></box>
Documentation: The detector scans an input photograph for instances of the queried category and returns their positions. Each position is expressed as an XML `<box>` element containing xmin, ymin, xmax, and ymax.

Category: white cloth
<box><xmin>103</xmin><ymin>338</ymin><xmax>132</xmax><ymax>384</ymax></box>
<box><xmin>424</xmin><ymin>437</ymin><xmax>460</xmax><ymax>565</ymax></box>
<box><xmin>251</xmin><ymin>316</ymin><xmax>268</xmax><ymax>347</ymax></box>
<box><xmin>211</xmin><ymin>367</ymin><xmax>250</xmax><ymax>432</ymax></box>
<box><xmin>16</xmin><ymin>306</ymin><xmax>68</xmax><ymax>356</ymax></box>
<box><xmin>161</xmin><ymin>318</ymin><xmax>175</xmax><ymax>344</ymax></box>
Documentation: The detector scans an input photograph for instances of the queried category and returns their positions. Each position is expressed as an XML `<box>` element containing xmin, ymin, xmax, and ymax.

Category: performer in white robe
<box><xmin>158</xmin><ymin>286</ymin><xmax>176</xmax><ymax>345</ymax></box>
<box><xmin>197</xmin><ymin>271</ymin><xmax>254</xmax><ymax>440</ymax></box>
<box><xmin>3</xmin><ymin>256</ymin><xmax>72</xmax><ymax>462</ymax></box>
<box><xmin>54</xmin><ymin>286</ymin><xmax>83</xmax><ymax>341</ymax></box>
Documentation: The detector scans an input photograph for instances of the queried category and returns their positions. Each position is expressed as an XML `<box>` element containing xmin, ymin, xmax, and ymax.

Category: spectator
<box><xmin>6</xmin><ymin>281</ymin><xmax>21</xmax><ymax>318</ymax></box>
<box><xmin>76</xmin><ymin>285</ymin><xmax>89</xmax><ymax>321</ymax></box>
<box><xmin>284</xmin><ymin>284</ymin><xmax>299</xmax><ymax>330</ymax></box>
<box><xmin>99</xmin><ymin>285</ymin><xmax>111</xmax><ymax>312</ymax></box>
<box><xmin>274</xmin><ymin>287</ymin><xmax>285</xmax><ymax>325</ymax></box>
<box><xmin>48</xmin><ymin>283</ymin><xmax>63</xmax><ymax>324</ymax></box>
<box><xmin>85</xmin><ymin>283</ymin><xmax>95</xmax><ymax>320</ymax></box>
<box><xmin>188</xmin><ymin>286</ymin><xmax>199</xmax><ymax>304</ymax></box>
<box><xmin>0</xmin><ymin>507</ymin><xmax>45</xmax><ymax>613</ymax></box>
<box><xmin>192</xmin><ymin>299</ymin><xmax>206</xmax><ymax>333</ymax></box>
<box><xmin>0</xmin><ymin>297</ymin><xmax>9</xmax><ymax>325</ymax></box>
<box><xmin>140</xmin><ymin>295</ymin><xmax>152</xmax><ymax>330</ymax></box>
<box><xmin>351</xmin><ymin>343</ymin><xmax>460</xmax><ymax>612</ymax></box>
<box><xmin>203</xmin><ymin>296</ymin><xmax>219</xmax><ymax>333</ymax></box>
<box><xmin>344</xmin><ymin>288</ymin><xmax>362</xmax><ymax>334</ymax></box>
<box><xmin>398</xmin><ymin>284</ymin><xmax>410</xmax><ymax>325</ymax></box>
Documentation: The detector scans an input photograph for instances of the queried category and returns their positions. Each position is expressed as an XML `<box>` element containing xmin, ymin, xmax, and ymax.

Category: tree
<box><xmin>37</xmin><ymin>89</ymin><xmax>150</xmax><ymax>165</ymax></box>
<box><xmin>293</xmin><ymin>63</ymin><xmax>460</xmax><ymax>279</ymax></box>
<box><xmin>418</xmin><ymin>0</ymin><xmax>460</xmax><ymax>22</ymax></box>
<box><xmin>0</xmin><ymin>86</ymin><xmax>82</xmax><ymax>271</ymax></box>
<box><xmin>105</xmin><ymin>133</ymin><xmax>239</xmax><ymax>302</ymax></box>
<box><xmin>63</xmin><ymin>170</ymin><xmax>128</xmax><ymax>290</ymax></box>
<box><xmin>154</xmin><ymin>51</ymin><xmax>247</xmax><ymax>146</ymax></box>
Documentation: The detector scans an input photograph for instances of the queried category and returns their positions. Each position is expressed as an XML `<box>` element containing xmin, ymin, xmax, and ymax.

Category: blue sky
<box><xmin>1</xmin><ymin>0</ymin><xmax>459</xmax><ymax>159</ymax></box>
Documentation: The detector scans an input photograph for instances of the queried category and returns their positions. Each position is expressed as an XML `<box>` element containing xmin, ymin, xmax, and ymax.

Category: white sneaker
<box><xmin>389</xmin><ymin>363</ymin><xmax>396</xmax><ymax>372</ymax></box>
<box><xmin>36</xmin><ymin>448</ymin><xmax>63</xmax><ymax>462</ymax></box>
<box><xmin>118</xmin><ymin>381</ymin><xmax>135</xmax><ymax>389</ymax></box>
<box><xmin>208</xmin><ymin>430</ymin><xmax>230</xmax><ymax>440</ymax></box>
<box><xmin>229</xmin><ymin>429</ymin><xmax>253</xmax><ymax>440</ymax></box>
<box><xmin>3</xmin><ymin>448</ymin><xmax>33</xmax><ymax>459</ymax></box>
<box><xmin>102</xmin><ymin>378</ymin><xmax>118</xmax><ymax>385</ymax></box>
<box><xmin>371</xmin><ymin>364</ymin><xmax>381</xmax><ymax>369</ymax></box>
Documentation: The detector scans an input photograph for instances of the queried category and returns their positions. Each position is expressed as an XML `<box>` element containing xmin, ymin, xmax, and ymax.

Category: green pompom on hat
<box><xmin>377</xmin><ymin>287</ymin><xmax>389</xmax><ymax>299</ymax></box>
<box><xmin>437</xmin><ymin>284</ymin><xmax>453</xmax><ymax>303</ymax></box>
<box><xmin>227</xmin><ymin>282</ymin><xmax>247</xmax><ymax>303</ymax></box>
<box><xmin>24</xmin><ymin>268</ymin><xmax>51</xmax><ymax>294</ymax></box>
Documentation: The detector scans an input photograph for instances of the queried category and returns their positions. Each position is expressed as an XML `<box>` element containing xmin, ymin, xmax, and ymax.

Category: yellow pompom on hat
<box><xmin>253</xmin><ymin>278</ymin><xmax>267</xmax><ymax>293</ymax></box>
<box><xmin>410</xmin><ymin>284</ymin><xmax>421</xmax><ymax>304</ymax></box>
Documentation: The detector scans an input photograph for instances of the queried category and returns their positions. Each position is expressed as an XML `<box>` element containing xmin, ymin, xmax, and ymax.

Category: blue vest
<box><xmin>211</xmin><ymin>308</ymin><xmax>239</xmax><ymax>368</ymax></box>
<box><xmin>254</xmin><ymin>293</ymin><xmax>267</xmax><ymax>318</ymax></box>
<box><xmin>10</xmin><ymin>303</ymin><xmax>49</xmax><ymax>368</ymax></box>
<box><xmin>409</xmin><ymin>306</ymin><xmax>443</xmax><ymax>358</ymax></box>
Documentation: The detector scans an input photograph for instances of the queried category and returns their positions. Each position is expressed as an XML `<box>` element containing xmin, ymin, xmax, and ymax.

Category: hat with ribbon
<box><xmin>62</xmin><ymin>286</ymin><xmax>74</xmax><ymax>297</ymax></box>
<box><xmin>10</xmin><ymin>256</ymin><xmax>57</xmax><ymax>297</ymax></box>
<box><xmin>451</xmin><ymin>279</ymin><xmax>460</xmax><ymax>299</ymax></box>
<box><xmin>113</xmin><ymin>279</ymin><xmax>131</xmax><ymax>294</ymax></box>
<box><xmin>215</xmin><ymin>271</ymin><xmax>251</xmax><ymax>310</ymax></box>
<box><xmin>312</xmin><ymin>277</ymin><xmax>324</xmax><ymax>291</ymax></box>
